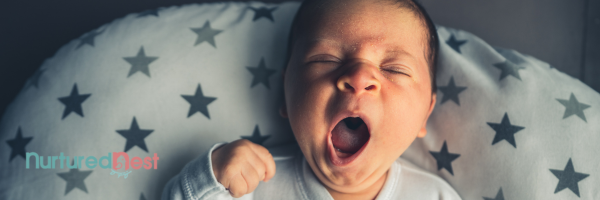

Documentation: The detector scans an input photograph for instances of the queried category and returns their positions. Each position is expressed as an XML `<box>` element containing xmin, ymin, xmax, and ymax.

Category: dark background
<box><xmin>1</xmin><ymin>0</ymin><xmax>599</xmax><ymax>116</ymax></box>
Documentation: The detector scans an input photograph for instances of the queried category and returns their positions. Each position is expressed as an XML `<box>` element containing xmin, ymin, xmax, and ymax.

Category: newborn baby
<box><xmin>163</xmin><ymin>0</ymin><xmax>461</xmax><ymax>199</ymax></box>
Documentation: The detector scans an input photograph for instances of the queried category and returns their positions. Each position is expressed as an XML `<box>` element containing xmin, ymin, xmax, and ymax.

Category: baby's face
<box><xmin>283</xmin><ymin>0</ymin><xmax>436</xmax><ymax>194</ymax></box>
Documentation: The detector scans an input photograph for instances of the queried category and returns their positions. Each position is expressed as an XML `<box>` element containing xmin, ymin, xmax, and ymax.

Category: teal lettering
<box><xmin>59</xmin><ymin>152</ymin><xmax>65</xmax><ymax>168</ymax></box>
<box><xmin>52</xmin><ymin>156</ymin><xmax>58</xmax><ymax>169</ymax></box>
<box><xmin>86</xmin><ymin>156</ymin><xmax>97</xmax><ymax>169</ymax></box>
<box><xmin>67</xmin><ymin>156</ymin><xmax>78</xmax><ymax>169</ymax></box>
<box><xmin>40</xmin><ymin>156</ymin><xmax>52</xmax><ymax>169</ymax></box>
<box><xmin>99</xmin><ymin>153</ymin><xmax>111</xmax><ymax>169</ymax></box>
<box><xmin>26</xmin><ymin>152</ymin><xmax>39</xmax><ymax>169</ymax></box>
<box><xmin>78</xmin><ymin>156</ymin><xmax>84</xmax><ymax>169</ymax></box>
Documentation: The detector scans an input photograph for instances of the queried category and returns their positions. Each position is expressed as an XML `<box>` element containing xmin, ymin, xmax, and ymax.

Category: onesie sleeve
<box><xmin>162</xmin><ymin>143</ymin><xmax>253</xmax><ymax>200</ymax></box>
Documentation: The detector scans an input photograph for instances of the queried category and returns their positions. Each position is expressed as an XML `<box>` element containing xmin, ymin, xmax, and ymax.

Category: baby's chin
<box><xmin>310</xmin><ymin>153</ymin><xmax>389</xmax><ymax>194</ymax></box>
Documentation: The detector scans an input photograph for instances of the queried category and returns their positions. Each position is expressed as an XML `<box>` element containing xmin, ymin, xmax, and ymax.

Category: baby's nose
<box><xmin>336</xmin><ymin>63</ymin><xmax>381</xmax><ymax>95</ymax></box>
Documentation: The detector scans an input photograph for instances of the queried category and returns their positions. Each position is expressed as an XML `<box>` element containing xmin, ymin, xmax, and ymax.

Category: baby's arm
<box><xmin>162</xmin><ymin>140</ymin><xmax>276</xmax><ymax>200</ymax></box>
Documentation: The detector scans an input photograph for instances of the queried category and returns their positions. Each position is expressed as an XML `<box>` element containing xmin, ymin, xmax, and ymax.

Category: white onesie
<box><xmin>162</xmin><ymin>143</ymin><xmax>462</xmax><ymax>200</ymax></box>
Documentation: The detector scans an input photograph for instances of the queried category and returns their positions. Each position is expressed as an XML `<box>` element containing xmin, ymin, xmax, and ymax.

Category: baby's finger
<box><xmin>228</xmin><ymin>174</ymin><xmax>248</xmax><ymax>198</ymax></box>
<box><xmin>217</xmin><ymin>167</ymin><xmax>236</xmax><ymax>190</ymax></box>
<box><xmin>246</xmin><ymin>151</ymin><xmax>267</xmax><ymax>181</ymax></box>
<box><xmin>250</xmin><ymin>145</ymin><xmax>276</xmax><ymax>182</ymax></box>
<box><xmin>241</xmin><ymin>164</ymin><xmax>260</xmax><ymax>195</ymax></box>
<box><xmin>263</xmin><ymin>153</ymin><xmax>276</xmax><ymax>182</ymax></box>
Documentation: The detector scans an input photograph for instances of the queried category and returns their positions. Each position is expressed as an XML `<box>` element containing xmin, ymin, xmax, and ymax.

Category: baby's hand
<box><xmin>211</xmin><ymin>139</ymin><xmax>276</xmax><ymax>198</ymax></box>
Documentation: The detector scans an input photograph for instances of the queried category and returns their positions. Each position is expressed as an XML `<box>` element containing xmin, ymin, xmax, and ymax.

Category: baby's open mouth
<box><xmin>331</xmin><ymin>117</ymin><xmax>370</xmax><ymax>158</ymax></box>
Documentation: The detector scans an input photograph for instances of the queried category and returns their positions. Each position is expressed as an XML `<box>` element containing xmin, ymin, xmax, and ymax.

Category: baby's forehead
<box><xmin>299</xmin><ymin>17</ymin><xmax>427</xmax><ymax>62</ymax></box>
<box><xmin>299</xmin><ymin>4</ymin><xmax>425</xmax><ymax>41</ymax></box>
<box><xmin>304</xmin><ymin>38</ymin><xmax>418</xmax><ymax>60</ymax></box>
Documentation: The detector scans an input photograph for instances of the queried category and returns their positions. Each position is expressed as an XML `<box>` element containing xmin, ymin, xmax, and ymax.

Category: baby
<box><xmin>163</xmin><ymin>0</ymin><xmax>461</xmax><ymax>199</ymax></box>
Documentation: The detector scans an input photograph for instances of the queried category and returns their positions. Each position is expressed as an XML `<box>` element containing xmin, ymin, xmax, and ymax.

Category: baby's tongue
<box><xmin>331</xmin><ymin>118</ymin><xmax>370</xmax><ymax>154</ymax></box>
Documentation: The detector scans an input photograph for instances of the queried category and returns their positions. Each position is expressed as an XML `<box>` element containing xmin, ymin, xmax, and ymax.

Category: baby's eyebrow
<box><xmin>306</xmin><ymin>39</ymin><xmax>342</xmax><ymax>49</ymax></box>
<box><xmin>384</xmin><ymin>49</ymin><xmax>417</xmax><ymax>61</ymax></box>
<box><xmin>305</xmin><ymin>39</ymin><xmax>421</xmax><ymax>64</ymax></box>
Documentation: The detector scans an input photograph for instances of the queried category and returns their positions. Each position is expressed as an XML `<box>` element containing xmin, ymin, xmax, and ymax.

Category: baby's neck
<box><xmin>326</xmin><ymin>170</ymin><xmax>388</xmax><ymax>200</ymax></box>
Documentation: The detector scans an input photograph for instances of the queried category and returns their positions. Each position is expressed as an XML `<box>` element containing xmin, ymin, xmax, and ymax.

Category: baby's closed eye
<box><xmin>306</xmin><ymin>54</ymin><xmax>342</xmax><ymax>64</ymax></box>
<box><xmin>380</xmin><ymin>65</ymin><xmax>411</xmax><ymax>77</ymax></box>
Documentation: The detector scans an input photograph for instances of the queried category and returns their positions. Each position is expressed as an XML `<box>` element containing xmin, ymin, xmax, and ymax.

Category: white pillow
<box><xmin>402</xmin><ymin>27</ymin><xmax>600</xmax><ymax>199</ymax></box>
<box><xmin>1</xmin><ymin>1</ymin><xmax>598</xmax><ymax>200</ymax></box>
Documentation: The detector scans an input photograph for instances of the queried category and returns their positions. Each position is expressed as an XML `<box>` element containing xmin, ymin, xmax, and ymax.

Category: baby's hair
<box><xmin>284</xmin><ymin>0</ymin><xmax>439</xmax><ymax>93</ymax></box>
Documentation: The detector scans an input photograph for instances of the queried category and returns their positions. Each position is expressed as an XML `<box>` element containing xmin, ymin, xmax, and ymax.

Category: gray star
<box><xmin>249</xmin><ymin>7</ymin><xmax>277</xmax><ymax>22</ymax></box>
<box><xmin>247</xmin><ymin>58</ymin><xmax>277</xmax><ymax>89</ymax></box>
<box><xmin>76</xmin><ymin>30</ymin><xmax>103</xmax><ymax>49</ymax></box>
<box><xmin>26</xmin><ymin>68</ymin><xmax>45</xmax><ymax>89</ymax></box>
<box><xmin>241</xmin><ymin>125</ymin><xmax>270</xmax><ymax>145</ymax></box>
<box><xmin>190</xmin><ymin>21</ymin><xmax>223</xmax><ymax>48</ymax></box>
<box><xmin>138</xmin><ymin>9</ymin><xmax>159</xmax><ymax>18</ymax></box>
<box><xmin>429</xmin><ymin>141</ymin><xmax>460</xmax><ymax>175</ymax></box>
<box><xmin>556</xmin><ymin>93</ymin><xmax>591</xmax><ymax>122</ymax></box>
<box><xmin>446</xmin><ymin>35</ymin><xmax>467</xmax><ymax>53</ymax></box>
<box><xmin>487</xmin><ymin>113</ymin><xmax>524</xmax><ymax>148</ymax></box>
<box><xmin>58</xmin><ymin>84</ymin><xmax>91</xmax><ymax>119</ymax></box>
<box><xmin>182</xmin><ymin>84</ymin><xmax>217</xmax><ymax>119</ymax></box>
<box><xmin>483</xmin><ymin>188</ymin><xmax>504</xmax><ymax>200</ymax></box>
<box><xmin>6</xmin><ymin>127</ymin><xmax>33</xmax><ymax>162</ymax></box>
<box><xmin>550</xmin><ymin>158</ymin><xmax>589</xmax><ymax>197</ymax></box>
<box><xmin>123</xmin><ymin>46</ymin><xmax>159</xmax><ymax>78</ymax></box>
<box><xmin>438</xmin><ymin>77</ymin><xmax>467</xmax><ymax>105</ymax></box>
<box><xmin>140</xmin><ymin>193</ymin><xmax>147</xmax><ymax>200</ymax></box>
<box><xmin>57</xmin><ymin>168</ymin><xmax>93</xmax><ymax>195</ymax></box>
<box><xmin>116</xmin><ymin>117</ymin><xmax>154</xmax><ymax>152</ymax></box>
<box><xmin>493</xmin><ymin>61</ymin><xmax>525</xmax><ymax>81</ymax></box>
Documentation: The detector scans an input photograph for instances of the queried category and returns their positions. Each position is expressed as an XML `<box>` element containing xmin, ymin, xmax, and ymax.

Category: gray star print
<box><xmin>76</xmin><ymin>30</ymin><xmax>104</xmax><ymax>49</ymax></box>
<box><xmin>493</xmin><ymin>60</ymin><xmax>525</xmax><ymax>81</ymax></box>
<box><xmin>190</xmin><ymin>21</ymin><xmax>223</xmax><ymax>48</ymax></box>
<box><xmin>483</xmin><ymin>188</ymin><xmax>504</xmax><ymax>200</ymax></box>
<box><xmin>438</xmin><ymin>76</ymin><xmax>467</xmax><ymax>105</ymax></box>
<box><xmin>429</xmin><ymin>141</ymin><xmax>460</xmax><ymax>175</ymax></box>
<box><xmin>247</xmin><ymin>58</ymin><xmax>277</xmax><ymax>89</ymax></box>
<box><xmin>556</xmin><ymin>93</ymin><xmax>591</xmax><ymax>122</ymax></box>
<box><xmin>550</xmin><ymin>158</ymin><xmax>589</xmax><ymax>197</ymax></box>
<box><xmin>249</xmin><ymin>7</ymin><xmax>277</xmax><ymax>22</ymax></box>
<box><xmin>487</xmin><ymin>113</ymin><xmax>524</xmax><ymax>148</ymax></box>
<box><xmin>123</xmin><ymin>46</ymin><xmax>159</xmax><ymax>78</ymax></box>
<box><xmin>446</xmin><ymin>35</ymin><xmax>467</xmax><ymax>53</ymax></box>
<box><xmin>241</xmin><ymin>125</ymin><xmax>270</xmax><ymax>145</ymax></box>
<box><xmin>58</xmin><ymin>84</ymin><xmax>91</xmax><ymax>119</ymax></box>
<box><xmin>57</xmin><ymin>168</ymin><xmax>93</xmax><ymax>195</ymax></box>
<box><xmin>6</xmin><ymin>127</ymin><xmax>33</xmax><ymax>162</ymax></box>
<box><xmin>116</xmin><ymin>117</ymin><xmax>154</xmax><ymax>152</ymax></box>
<box><xmin>182</xmin><ymin>84</ymin><xmax>217</xmax><ymax>119</ymax></box>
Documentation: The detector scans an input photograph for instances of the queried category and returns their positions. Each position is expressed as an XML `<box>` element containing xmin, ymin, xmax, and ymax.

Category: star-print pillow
<box><xmin>400</xmin><ymin>27</ymin><xmax>600</xmax><ymax>199</ymax></box>
<box><xmin>1</xmin><ymin>1</ymin><xmax>599</xmax><ymax>200</ymax></box>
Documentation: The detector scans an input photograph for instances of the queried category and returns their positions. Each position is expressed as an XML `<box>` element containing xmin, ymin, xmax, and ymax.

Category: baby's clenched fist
<box><xmin>211</xmin><ymin>139</ymin><xmax>276</xmax><ymax>198</ymax></box>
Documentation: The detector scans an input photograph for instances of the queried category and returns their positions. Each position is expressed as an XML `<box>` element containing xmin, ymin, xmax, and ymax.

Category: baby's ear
<box><xmin>279</xmin><ymin>68</ymin><xmax>289</xmax><ymax>118</ymax></box>
<box><xmin>279</xmin><ymin>102</ymin><xmax>288</xmax><ymax>118</ymax></box>
<box><xmin>417</xmin><ymin>92</ymin><xmax>437</xmax><ymax>138</ymax></box>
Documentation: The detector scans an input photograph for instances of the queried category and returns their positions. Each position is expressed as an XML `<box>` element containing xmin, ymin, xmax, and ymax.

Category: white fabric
<box><xmin>162</xmin><ymin>143</ymin><xmax>462</xmax><ymax>200</ymax></box>
<box><xmin>0</xmin><ymin>1</ymin><xmax>598</xmax><ymax>200</ymax></box>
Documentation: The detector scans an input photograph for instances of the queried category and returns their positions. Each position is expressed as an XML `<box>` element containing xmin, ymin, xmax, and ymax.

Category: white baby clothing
<box><xmin>162</xmin><ymin>143</ymin><xmax>462</xmax><ymax>200</ymax></box>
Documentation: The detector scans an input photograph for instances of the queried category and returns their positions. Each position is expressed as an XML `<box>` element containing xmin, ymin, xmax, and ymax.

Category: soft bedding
<box><xmin>1</xmin><ymin>1</ymin><xmax>598</xmax><ymax>199</ymax></box>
